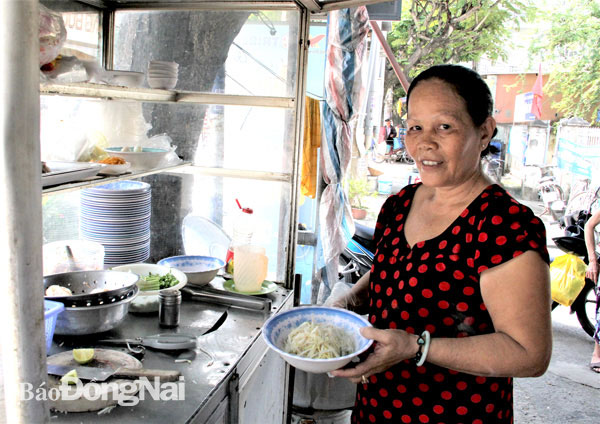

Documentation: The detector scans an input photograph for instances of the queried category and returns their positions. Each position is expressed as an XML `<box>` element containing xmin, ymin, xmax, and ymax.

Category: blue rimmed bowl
<box><xmin>262</xmin><ymin>306</ymin><xmax>373</xmax><ymax>374</ymax></box>
<box><xmin>157</xmin><ymin>255</ymin><xmax>224</xmax><ymax>287</ymax></box>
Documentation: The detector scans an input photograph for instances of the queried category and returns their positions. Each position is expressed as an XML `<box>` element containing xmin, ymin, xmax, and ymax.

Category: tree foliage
<box><xmin>530</xmin><ymin>0</ymin><xmax>600</xmax><ymax>122</ymax></box>
<box><xmin>386</xmin><ymin>0</ymin><xmax>533</xmax><ymax>104</ymax></box>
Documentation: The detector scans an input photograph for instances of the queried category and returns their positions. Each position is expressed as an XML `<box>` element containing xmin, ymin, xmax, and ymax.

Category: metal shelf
<box><xmin>40</xmin><ymin>82</ymin><xmax>295</xmax><ymax>108</ymax></box>
<box><xmin>42</xmin><ymin>162</ymin><xmax>192</xmax><ymax>196</ymax></box>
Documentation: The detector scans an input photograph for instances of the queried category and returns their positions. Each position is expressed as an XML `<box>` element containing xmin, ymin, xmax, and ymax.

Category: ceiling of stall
<box><xmin>66</xmin><ymin>0</ymin><xmax>393</xmax><ymax>12</ymax></box>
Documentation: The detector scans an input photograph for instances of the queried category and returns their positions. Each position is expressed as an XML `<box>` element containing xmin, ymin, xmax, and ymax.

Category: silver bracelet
<box><xmin>414</xmin><ymin>330</ymin><xmax>431</xmax><ymax>367</ymax></box>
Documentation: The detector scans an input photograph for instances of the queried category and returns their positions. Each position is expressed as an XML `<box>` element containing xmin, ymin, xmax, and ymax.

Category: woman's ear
<box><xmin>480</xmin><ymin>116</ymin><xmax>497</xmax><ymax>149</ymax></box>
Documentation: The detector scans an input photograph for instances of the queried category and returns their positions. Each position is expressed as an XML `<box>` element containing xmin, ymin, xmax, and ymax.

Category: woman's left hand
<box><xmin>330</xmin><ymin>327</ymin><xmax>418</xmax><ymax>383</ymax></box>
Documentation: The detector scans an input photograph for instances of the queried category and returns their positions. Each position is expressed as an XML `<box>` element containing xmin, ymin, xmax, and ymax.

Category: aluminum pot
<box><xmin>53</xmin><ymin>286</ymin><xmax>139</xmax><ymax>335</ymax></box>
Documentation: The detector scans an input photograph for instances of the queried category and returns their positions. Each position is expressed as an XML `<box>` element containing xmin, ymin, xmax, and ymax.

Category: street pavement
<box><xmin>360</xmin><ymin>160</ymin><xmax>600</xmax><ymax>423</ymax></box>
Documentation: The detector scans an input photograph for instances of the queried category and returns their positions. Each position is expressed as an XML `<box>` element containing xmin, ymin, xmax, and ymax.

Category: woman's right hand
<box><xmin>330</xmin><ymin>327</ymin><xmax>419</xmax><ymax>383</ymax></box>
<box><xmin>586</xmin><ymin>260</ymin><xmax>598</xmax><ymax>285</ymax></box>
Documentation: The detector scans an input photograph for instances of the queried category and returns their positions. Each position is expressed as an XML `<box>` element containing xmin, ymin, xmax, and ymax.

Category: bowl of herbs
<box><xmin>111</xmin><ymin>263</ymin><xmax>187</xmax><ymax>313</ymax></box>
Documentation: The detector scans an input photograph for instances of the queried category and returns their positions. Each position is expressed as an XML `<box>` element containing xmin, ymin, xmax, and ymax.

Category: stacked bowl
<box><xmin>80</xmin><ymin>181</ymin><xmax>152</xmax><ymax>266</ymax></box>
<box><xmin>147</xmin><ymin>61</ymin><xmax>178</xmax><ymax>89</ymax></box>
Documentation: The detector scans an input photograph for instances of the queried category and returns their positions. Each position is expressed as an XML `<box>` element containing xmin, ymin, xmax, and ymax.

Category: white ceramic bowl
<box><xmin>148</xmin><ymin>72</ymin><xmax>178</xmax><ymax>78</ymax></box>
<box><xmin>103</xmin><ymin>147</ymin><xmax>171</xmax><ymax>170</ymax></box>
<box><xmin>157</xmin><ymin>255</ymin><xmax>224</xmax><ymax>287</ymax></box>
<box><xmin>111</xmin><ymin>263</ymin><xmax>187</xmax><ymax>313</ymax></box>
<box><xmin>262</xmin><ymin>306</ymin><xmax>374</xmax><ymax>374</ymax></box>
<box><xmin>106</xmin><ymin>71</ymin><xmax>145</xmax><ymax>87</ymax></box>
<box><xmin>148</xmin><ymin>61</ymin><xmax>179</xmax><ymax>70</ymax></box>
<box><xmin>148</xmin><ymin>68</ymin><xmax>178</xmax><ymax>75</ymax></box>
<box><xmin>98</xmin><ymin>161</ymin><xmax>131</xmax><ymax>175</ymax></box>
<box><xmin>147</xmin><ymin>77</ymin><xmax>177</xmax><ymax>90</ymax></box>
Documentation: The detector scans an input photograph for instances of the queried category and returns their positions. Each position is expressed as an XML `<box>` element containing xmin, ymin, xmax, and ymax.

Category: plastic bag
<box><xmin>41</xmin><ymin>55</ymin><xmax>88</xmax><ymax>83</ymax></box>
<box><xmin>40</xmin><ymin>97</ymin><xmax>106</xmax><ymax>162</ymax></box>
<box><xmin>322</xmin><ymin>281</ymin><xmax>353</xmax><ymax>307</ymax></box>
<box><xmin>550</xmin><ymin>253</ymin><xmax>587</xmax><ymax>306</ymax></box>
<box><xmin>39</xmin><ymin>4</ymin><xmax>67</xmax><ymax>66</ymax></box>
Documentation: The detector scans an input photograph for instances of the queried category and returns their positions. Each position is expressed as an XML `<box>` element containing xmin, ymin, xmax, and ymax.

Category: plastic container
<box><xmin>44</xmin><ymin>299</ymin><xmax>64</xmax><ymax>354</ymax></box>
<box><xmin>377</xmin><ymin>176</ymin><xmax>393</xmax><ymax>195</ymax></box>
<box><xmin>233</xmin><ymin>244</ymin><xmax>268</xmax><ymax>292</ymax></box>
<box><xmin>226</xmin><ymin>207</ymin><xmax>254</xmax><ymax>265</ymax></box>
<box><xmin>43</xmin><ymin>240</ymin><xmax>104</xmax><ymax>275</ymax></box>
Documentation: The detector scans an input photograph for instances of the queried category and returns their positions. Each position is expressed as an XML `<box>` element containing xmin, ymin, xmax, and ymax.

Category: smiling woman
<box><xmin>405</xmin><ymin>65</ymin><xmax>497</xmax><ymax>192</ymax></box>
<box><xmin>330</xmin><ymin>64</ymin><xmax>552</xmax><ymax>424</ymax></box>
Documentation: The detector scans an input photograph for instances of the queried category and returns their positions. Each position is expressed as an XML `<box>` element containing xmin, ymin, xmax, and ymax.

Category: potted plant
<box><xmin>347</xmin><ymin>177</ymin><xmax>374</xmax><ymax>220</ymax></box>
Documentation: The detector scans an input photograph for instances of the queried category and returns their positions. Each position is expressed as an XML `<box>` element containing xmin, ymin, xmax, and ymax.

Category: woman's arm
<box><xmin>332</xmin><ymin>251</ymin><xmax>552</xmax><ymax>382</ymax></box>
<box><xmin>427</xmin><ymin>250</ymin><xmax>552</xmax><ymax>377</ymax></box>
<box><xmin>332</xmin><ymin>271</ymin><xmax>371</xmax><ymax>314</ymax></box>
<box><xmin>584</xmin><ymin>210</ymin><xmax>600</xmax><ymax>283</ymax></box>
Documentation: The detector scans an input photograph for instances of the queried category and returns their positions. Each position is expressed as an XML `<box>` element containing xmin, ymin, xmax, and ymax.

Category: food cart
<box><xmin>1</xmin><ymin>0</ymin><xmax>396</xmax><ymax>422</ymax></box>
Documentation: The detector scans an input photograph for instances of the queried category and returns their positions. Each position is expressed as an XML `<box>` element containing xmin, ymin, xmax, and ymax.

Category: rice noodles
<box><xmin>284</xmin><ymin>321</ymin><xmax>355</xmax><ymax>359</ymax></box>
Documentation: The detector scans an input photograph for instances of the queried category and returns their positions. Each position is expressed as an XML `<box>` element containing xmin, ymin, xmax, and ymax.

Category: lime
<box><xmin>60</xmin><ymin>369</ymin><xmax>78</xmax><ymax>385</ymax></box>
<box><xmin>73</xmin><ymin>348</ymin><xmax>95</xmax><ymax>364</ymax></box>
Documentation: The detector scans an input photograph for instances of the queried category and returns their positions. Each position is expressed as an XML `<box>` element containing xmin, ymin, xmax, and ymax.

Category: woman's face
<box><xmin>405</xmin><ymin>78</ymin><xmax>494</xmax><ymax>189</ymax></box>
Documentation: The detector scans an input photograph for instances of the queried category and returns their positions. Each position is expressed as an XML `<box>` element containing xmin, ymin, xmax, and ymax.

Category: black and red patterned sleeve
<box><xmin>474</xmin><ymin>189</ymin><xmax>550</xmax><ymax>275</ymax></box>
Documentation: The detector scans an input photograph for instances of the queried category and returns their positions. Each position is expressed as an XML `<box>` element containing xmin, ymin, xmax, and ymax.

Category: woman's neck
<box><xmin>419</xmin><ymin>174</ymin><xmax>491</xmax><ymax>211</ymax></box>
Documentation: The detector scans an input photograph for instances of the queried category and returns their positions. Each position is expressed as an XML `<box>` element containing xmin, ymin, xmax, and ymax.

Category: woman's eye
<box><xmin>439</xmin><ymin>124</ymin><xmax>451</xmax><ymax>130</ymax></box>
<box><xmin>408</xmin><ymin>125</ymin><xmax>421</xmax><ymax>131</ymax></box>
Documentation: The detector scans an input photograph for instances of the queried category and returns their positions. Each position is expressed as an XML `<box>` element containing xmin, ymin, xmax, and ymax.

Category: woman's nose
<box><xmin>414</xmin><ymin>131</ymin><xmax>438</xmax><ymax>150</ymax></box>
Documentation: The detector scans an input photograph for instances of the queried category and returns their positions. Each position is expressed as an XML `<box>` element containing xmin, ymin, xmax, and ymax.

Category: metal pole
<box><xmin>369</xmin><ymin>20</ymin><xmax>410</xmax><ymax>92</ymax></box>
<box><xmin>285</xmin><ymin>7</ymin><xmax>311</xmax><ymax>291</ymax></box>
<box><xmin>1</xmin><ymin>0</ymin><xmax>48</xmax><ymax>422</ymax></box>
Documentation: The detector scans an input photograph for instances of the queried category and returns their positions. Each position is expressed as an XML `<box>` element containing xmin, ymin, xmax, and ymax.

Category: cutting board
<box><xmin>47</xmin><ymin>348</ymin><xmax>142</xmax><ymax>413</ymax></box>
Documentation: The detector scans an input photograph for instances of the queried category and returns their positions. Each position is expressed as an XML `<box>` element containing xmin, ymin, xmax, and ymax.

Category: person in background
<box><xmin>332</xmin><ymin>64</ymin><xmax>552</xmax><ymax>423</ymax></box>
<box><xmin>379</xmin><ymin>118</ymin><xmax>397</xmax><ymax>154</ymax></box>
<box><xmin>583</xmin><ymin>209</ymin><xmax>600</xmax><ymax>373</ymax></box>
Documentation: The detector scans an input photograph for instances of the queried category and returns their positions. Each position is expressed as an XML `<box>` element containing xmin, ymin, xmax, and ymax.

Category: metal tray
<box><xmin>42</xmin><ymin>161</ymin><xmax>103</xmax><ymax>187</ymax></box>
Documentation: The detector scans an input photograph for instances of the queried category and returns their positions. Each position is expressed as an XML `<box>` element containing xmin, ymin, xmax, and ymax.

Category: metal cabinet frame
<box><xmin>1</xmin><ymin>1</ymin><xmax>389</xmax><ymax>422</ymax></box>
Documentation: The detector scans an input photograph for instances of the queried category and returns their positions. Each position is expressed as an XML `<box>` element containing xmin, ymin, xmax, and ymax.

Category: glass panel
<box><xmin>60</xmin><ymin>11</ymin><xmax>102</xmax><ymax>60</ymax></box>
<box><xmin>113</xmin><ymin>9</ymin><xmax>299</xmax><ymax>97</ymax></box>
<box><xmin>196</xmin><ymin>104</ymin><xmax>295</xmax><ymax>173</ymax></box>
<box><xmin>295</xmin><ymin>244</ymin><xmax>314</xmax><ymax>304</ymax></box>
<box><xmin>165</xmin><ymin>171</ymin><xmax>292</xmax><ymax>283</ymax></box>
<box><xmin>42</xmin><ymin>172</ymin><xmax>291</xmax><ymax>282</ymax></box>
<box><xmin>40</xmin><ymin>96</ymin><xmax>296</xmax><ymax>172</ymax></box>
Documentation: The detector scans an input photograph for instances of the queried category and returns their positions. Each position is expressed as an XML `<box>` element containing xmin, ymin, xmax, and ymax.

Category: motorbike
<box><xmin>529</xmin><ymin>164</ymin><xmax>566</xmax><ymax>221</ymax></box>
<box><xmin>372</xmin><ymin>130</ymin><xmax>415</xmax><ymax>164</ymax></box>
<box><xmin>339</xmin><ymin>221</ymin><xmax>375</xmax><ymax>284</ymax></box>
<box><xmin>552</xmin><ymin>209</ymin><xmax>598</xmax><ymax>338</ymax></box>
<box><xmin>387</xmin><ymin>147</ymin><xmax>415</xmax><ymax>164</ymax></box>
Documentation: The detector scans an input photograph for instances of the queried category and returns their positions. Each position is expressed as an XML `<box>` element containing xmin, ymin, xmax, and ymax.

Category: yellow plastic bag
<box><xmin>550</xmin><ymin>253</ymin><xmax>587</xmax><ymax>306</ymax></box>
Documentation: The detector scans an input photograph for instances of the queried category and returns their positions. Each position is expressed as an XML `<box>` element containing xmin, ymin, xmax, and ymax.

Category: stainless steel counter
<box><xmin>48</xmin><ymin>278</ymin><xmax>294</xmax><ymax>423</ymax></box>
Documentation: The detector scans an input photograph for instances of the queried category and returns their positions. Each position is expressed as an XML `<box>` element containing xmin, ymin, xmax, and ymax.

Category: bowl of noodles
<box><xmin>262</xmin><ymin>306</ymin><xmax>373</xmax><ymax>373</ymax></box>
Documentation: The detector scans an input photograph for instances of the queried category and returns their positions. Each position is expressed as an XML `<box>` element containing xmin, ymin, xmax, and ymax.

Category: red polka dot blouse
<box><xmin>353</xmin><ymin>184</ymin><xmax>549</xmax><ymax>424</ymax></box>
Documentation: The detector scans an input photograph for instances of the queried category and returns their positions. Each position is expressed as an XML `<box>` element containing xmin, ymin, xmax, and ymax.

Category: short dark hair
<box><xmin>406</xmin><ymin>64</ymin><xmax>497</xmax><ymax>156</ymax></box>
<box><xmin>384</xmin><ymin>118</ymin><xmax>391</xmax><ymax>122</ymax></box>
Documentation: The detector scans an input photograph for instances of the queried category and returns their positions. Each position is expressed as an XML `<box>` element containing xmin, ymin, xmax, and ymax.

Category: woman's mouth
<box><xmin>421</xmin><ymin>160</ymin><xmax>442</xmax><ymax>166</ymax></box>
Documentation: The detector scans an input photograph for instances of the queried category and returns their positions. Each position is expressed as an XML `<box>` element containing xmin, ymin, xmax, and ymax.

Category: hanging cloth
<box><xmin>316</xmin><ymin>7</ymin><xmax>370</xmax><ymax>299</ymax></box>
<box><xmin>301</xmin><ymin>96</ymin><xmax>322</xmax><ymax>199</ymax></box>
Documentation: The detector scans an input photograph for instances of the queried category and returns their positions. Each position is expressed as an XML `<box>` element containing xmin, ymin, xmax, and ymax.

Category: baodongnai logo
<box><xmin>21</xmin><ymin>376</ymin><xmax>185</xmax><ymax>406</ymax></box>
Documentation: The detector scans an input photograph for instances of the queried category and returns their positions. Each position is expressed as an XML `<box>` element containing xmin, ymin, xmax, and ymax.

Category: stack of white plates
<box><xmin>80</xmin><ymin>181</ymin><xmax>152</xmax><ymax>266</ymax></box>
<box><xmin>147</xmin><ymin>61</ymin><xmax>178</xmax><ymax>89</ymax></box>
